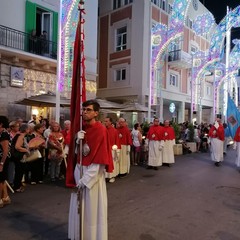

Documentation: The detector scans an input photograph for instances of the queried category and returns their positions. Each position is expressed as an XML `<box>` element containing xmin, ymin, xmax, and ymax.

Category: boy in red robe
<box><xmin>68</xmin><ymin>100</ymin><xmax>113</xmax><ymax>240</ymax></box>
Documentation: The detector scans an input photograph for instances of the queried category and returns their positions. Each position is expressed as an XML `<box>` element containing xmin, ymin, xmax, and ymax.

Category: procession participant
<box><xmin>68</xmin><ymin>100</ymin><xmax>113</xmax><ymax>240</ymax></box>
<box><xmin>162</xmin><ymin>120</ymin><xmax>176</xmax><ymax>167</ymax></box>
<box><xmin>233</xmin><ymin>126</ymin><xmax>240</xmax><ymax>171</ymax></box>
<box><xmin>209</xmin><ymin>118</ymin><xmax>224</xmax><ymax>167</ymax></box>
<box><xmin>147</xmin><ymin>118</ymin><xmax>164</xmax><ymax>170</ymax></box>
<box><xmin>117</xmin><ymin>118</ymin><xmax>132</xmax><ymax>177</ymax></box>
<box><xmin>104</xmin><ymin>117</ymin><xmax>121</xmax><ymax>183</ymax></box>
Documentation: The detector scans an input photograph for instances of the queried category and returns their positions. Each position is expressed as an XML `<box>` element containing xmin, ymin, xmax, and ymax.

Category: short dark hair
<box><xmin>105</xmin><ymin>117</ymin><xmax>113</xmax><ymax>123</ymax></box>
<box><xmin>0</xmin><ymin>116</ymin><xmax>9</xmax><ymax>129</ymax></box>
<box><xmin>83</xmin><ymin>100</ymin><xmax>100</xmax><ymax>112</ymax></box>
<box><xmin>19</xmin><ymin>123</ymin><xmax>29</xmax><ymax>133</ymax></box>
<box><xmin>134</xmin><ymin>123</ymin><xmax>139</xmax><ymax>130</ymax></box>
<box><xmin>34</xmin><ymin>123</ymin><xmax>44</xmax><ymax>131</ymax></box>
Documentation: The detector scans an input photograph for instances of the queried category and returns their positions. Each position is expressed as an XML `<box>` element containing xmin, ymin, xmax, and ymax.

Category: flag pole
<box><xmin>77</xmin><ymin>1</ymin><xmax>85</xmax><ymax>239</ymax></box>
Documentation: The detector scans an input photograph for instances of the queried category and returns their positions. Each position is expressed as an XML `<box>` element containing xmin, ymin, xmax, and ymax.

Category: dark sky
<box><xmin>199</xmin><ymin>0</ymin><xmax>240</xmax><ymax>45</ymax></box>
<box><xmin>199</xmin><ymin>0</ymin><xmax>239</xmax><ymax>23</ymax></box>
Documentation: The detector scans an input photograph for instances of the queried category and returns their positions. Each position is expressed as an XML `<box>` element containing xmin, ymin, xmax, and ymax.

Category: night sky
<box><xmin>199</xmin><ymin>0</ymin><xmax>240</xmax><ymax>46</ymax></box>
<box><xmin>199</xmin><ymin>0</ymin><xmax>239</xmax><ymax>23</ymax></box>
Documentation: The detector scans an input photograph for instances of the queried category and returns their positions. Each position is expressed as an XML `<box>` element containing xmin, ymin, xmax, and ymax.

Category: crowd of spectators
<box><xmin>0</xmin><ymin>113</ymin><xmax>236</xmax><ymax>209</ymax></box>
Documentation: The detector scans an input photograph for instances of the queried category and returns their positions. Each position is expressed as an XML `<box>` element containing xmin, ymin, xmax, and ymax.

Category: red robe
<box><xmin>107</xmin><ymin>125</ymin><xmax>121</xmax><ymax>149</ymax></box>
<box><xmin>117</xmin><ymin>126</ymin><xmax>132</xmax><ymax>146</ymax></box>
<box><xmin>66</xmin><ymin>121</ymin><xmax>113</xmax><ymax>187</ymax></box>
<box><xmin>234</xmin><ymin>127</ymin><xmax>240</xmax><ymax>142</ymax></box>
<box><xmin>81</xmin><ymin>121</ymin><xmax>114</xmax><ymax>171</ymax></box>
<box><xmin>147</xmin><ymin>125</ymin><xmax>164</xmax><ymax>141</ymax></box>
<box><xmin>163</xmin><ymin>126</ymin><xmax>175</xmax><ymax>141</ymax></box>
<box><xmin>209</xmin><ymin>124</ymin><xmax>224</xmax><ymax>141</ymax></box>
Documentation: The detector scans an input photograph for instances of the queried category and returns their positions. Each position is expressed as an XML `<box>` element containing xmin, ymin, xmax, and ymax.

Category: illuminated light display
<box><xmin>193</xmin><ymin>12</ymin><xmax>215</xmax><ymax>35</ymax></box>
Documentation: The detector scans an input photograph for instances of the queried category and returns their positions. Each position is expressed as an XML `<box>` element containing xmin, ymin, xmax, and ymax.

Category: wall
<box><xmin>0</xmin><ymin>0</ymin><xmax>25</xmax><ymax>31</ymax></box>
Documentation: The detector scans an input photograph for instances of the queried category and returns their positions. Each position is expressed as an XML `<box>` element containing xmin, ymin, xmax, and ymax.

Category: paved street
<box><xmin>1</xmin><ymin>148</ymin><xmax>240</xmax><ymax>240</ymax></box>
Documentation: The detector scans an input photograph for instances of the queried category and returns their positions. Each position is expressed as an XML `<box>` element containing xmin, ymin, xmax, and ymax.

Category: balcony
<box><xmin>0</xmin><ymin>25</ymin><xmax>57</xmax><ymax>60</ymax></box>
<box><xmin>168</xmin><ymin>49</ymin><xmax>192</xmax><ymax>69</ymax></box>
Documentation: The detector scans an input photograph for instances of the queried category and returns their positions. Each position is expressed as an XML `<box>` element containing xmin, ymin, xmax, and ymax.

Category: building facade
<box><xmin>0</xmin><ymin>0</ymin><xmax>98</xmax><ymax>121</ymax></box>
<box><xmin>97</xmin><ymin>0</ymin><xmax>216</xmax><ymax>124</ymax></box>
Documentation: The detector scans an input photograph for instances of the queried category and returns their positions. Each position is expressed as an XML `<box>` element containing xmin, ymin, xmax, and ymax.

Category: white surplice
<box><xmin>148</xmin><ymin>140</ymin><xmax>163</xmax><ymax>167</ymax></box>
<box><xmin>210</xmin><ymin>138</ymin><xmax>223</xmax><ymax>162</ymax></box>
<box><xmin>68</xmin><ymin>163</ymin><xmax>108</xmax><ymax>240</ymax></box>
<box><xmin>162</xmin><ymin>140</ymin><xmax>175</xmax><ymax>164</ymax></box>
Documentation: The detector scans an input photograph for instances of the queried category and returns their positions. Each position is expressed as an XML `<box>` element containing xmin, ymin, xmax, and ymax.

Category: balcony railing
<box><xmin>0</xmin><ymin>25</ymin><xmax>57</xmax><ymax>60</ymax></box>
<box><xmin>168</xmin><ymin>49</ymin><xmax>192</xmax><ymax>69</ymax></box>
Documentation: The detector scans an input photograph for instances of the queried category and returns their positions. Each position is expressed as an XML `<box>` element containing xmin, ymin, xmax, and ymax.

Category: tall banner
<box><xmin>226</xmin><ymin>94</ymin><xmax>240</xmax><ymax>138</ymax></box>
<box><xmin>66</xmin><ymin>5</ymin><xmax>86</xmax><ymax>187</ymax></box>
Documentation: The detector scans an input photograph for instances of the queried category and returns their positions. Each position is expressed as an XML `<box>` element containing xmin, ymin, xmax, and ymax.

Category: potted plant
<box><xmin>171</xmin><ymin>122</ymin><xmax>183</xmax><ymax>155</ymax></box>
<box><xmin>186</xmin><ymin>123</ymin><xmax>196</xmax><ymax>152</ymax></box>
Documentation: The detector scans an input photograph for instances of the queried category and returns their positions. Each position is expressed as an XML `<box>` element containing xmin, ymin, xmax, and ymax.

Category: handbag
<box><xmin>21</xmin><ymin>149</ymin><xmax>42</xmax><ymax>163</ymax></box>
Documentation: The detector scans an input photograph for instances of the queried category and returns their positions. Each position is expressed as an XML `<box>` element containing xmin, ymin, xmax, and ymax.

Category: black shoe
<box><xmin>146</xmin><ymin>166</ymin><xmax>152</xmax><ymax>169</ymax></box>
<box><xmin>163</xmin><ymin>163</ymin><xmax>170</xmax><ymax>167</ymax></box>
<box><xmin>153</xmin><ymin>167</ymin><xmax>158</xmax><ymax>170</ymax></box>
<box><xmin>215</xmin><ymin>162</ymin><xmax>220</xmax><ymax>167</ymax></box>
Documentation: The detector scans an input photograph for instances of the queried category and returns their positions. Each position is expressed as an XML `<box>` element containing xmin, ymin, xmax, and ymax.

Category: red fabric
<box><xmin>163</xmin><ymin>126</ymin><xmax>175</xmax><ymax>140</ymax></box>
<box><xmin>234</xmin><ymin>127</ymin><xmax>240</xmax><ymax>142</ymax></box>
<box><xmin>209</xmin><ymin>124</ymin><xmax>225</xmax><ymax>141</ymax></box>
<box><xmin>61</xmin><ymin>129</ymin><xmax>71</xmax><ymax>145</ymax></box>
<box><xmin>66</xmin><ymin>16</ymin><xmax>86</xmax><ymax>188</ymax></box>
<box><xmin>79</xmin><ymin>122</ymin><xmax>114</xmax><ymax>172</ymax></box>
<box><xmin>147</xmin><ymin>125</ymin><xmax>164</xmax><ymax>140</ymax></box>
<box><xmin>106</xmin><ymin>125</ymin><xmax>121</xmax><ymax>149</ymax></box>
<box><xmin>117</xmin><ymin>126</ymin><xmax>133</xmax><ymax>145</ymax></box>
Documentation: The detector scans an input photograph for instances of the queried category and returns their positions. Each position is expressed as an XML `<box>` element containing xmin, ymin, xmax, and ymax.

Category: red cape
<box><xmin>117</xmin><ymin>126</ymin><xmax>132</xmax><ymax>145</ymax></box>
<box><xmin>147</xmin><ymin>125</ymin><xmax>164</xmax><ymax>140</ymax></box>
<box><xmin>209</xmin><ymin>124</ymin><xmax>224</xmax><ymax>141</ymax></box>
<box><xmin>107</xmin><ymin>125</ymin><xmax>121</xmax><ymax>149</ymax></box>
<box><xmin>234</xmin><ymin>127</ymin><xmax>240</xmax><ymax>142</ymax></box>
<box><xmin>163</xmin><ymin>126</ymin><xmax>175</xmax><ymax>140</ymax></box>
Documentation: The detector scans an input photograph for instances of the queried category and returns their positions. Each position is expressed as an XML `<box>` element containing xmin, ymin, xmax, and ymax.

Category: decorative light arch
<box><xmin>192</xmin><ymin>5</ymin><xmax>240</xmax><ymax>116</ymax></box>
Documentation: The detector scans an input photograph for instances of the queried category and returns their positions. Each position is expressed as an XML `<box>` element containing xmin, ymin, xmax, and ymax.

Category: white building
<box><xmin>97</xmin><ymin>0</ymin><xmax>216</xmax><ymax>124</ymax></box>
<box><xmin>0</xmin><ymin>0</ymin><xmax>98</xmax><ymax>121</ymax></box>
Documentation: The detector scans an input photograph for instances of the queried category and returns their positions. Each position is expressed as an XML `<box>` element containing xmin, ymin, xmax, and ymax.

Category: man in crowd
<box><xmin>104</xmin><ymin>117</ymin><xmax>121</xmax><ymax>183</ymax></box>
<box><xmin>209</xmin><ymin>118</ymin><xmax>225</xmax><ymax>166</ymax></box>
<box><xmin>162</xmin><ymin>120</ymin><xmax>175</xmax><ymax>167</ymax></box>
<box><xmin>68</xmin><ymin>100</ymin><xmax>113</xmax><ymax>240</ymax></box>
<box><xmin>147</xmin><ymin>118</ymin><xmax>164</xmax><ymax>170</ymax></box>
<box><xmin>117</xmin><ymin>118</ymin><xmax>132</xmax><ymax>177</ymax></box>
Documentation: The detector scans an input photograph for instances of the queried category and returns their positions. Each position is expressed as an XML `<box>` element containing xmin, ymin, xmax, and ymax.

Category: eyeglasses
<box><xmin>82</xmin><ymin>107</ymin><xmax>94</xmax><ymax>112</ymax></box>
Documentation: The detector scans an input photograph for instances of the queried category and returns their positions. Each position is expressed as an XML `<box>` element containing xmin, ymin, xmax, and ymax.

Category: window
<box><xmin>161</xmin><ymin>0</ymin><xmax>166</xmax><ymax>11</ymax></box>
<box><xmin>124</xmin><ymin>0</ymin><xmax>133</xmax><ymax>4</ymax></box>
<box><xmin>113</xmin><ymin>0</ymin><xmax>121</xmax><ymax>9</ymax></box>
<box><xmin>116</xmin><ymin>26</ymin><xmax>127</xmax><ymax>51</ymax></box>
<box><xmin>206</xmin><ymin>86</ymin><xmax>211</xmax><ymax>96</ymax></box>
<box><xmin>170</xmin><ymin>74</ymin><xmax>178</xmax><ymax>87</ymax></box>
<box><xmin>191</xmin><ymin>46</ymin><xmax>197</xmax><ymax>55</ymax></box>
<box><xmin>113</xmin><ymin>0</ymin><xmax>132</xmax><ymax>10</ymax></box>
<box><xmin>115</xmin><ymin>69</ymin><xmax>126</xmax><ymax>81</ymax></box>
<box><xmin>168</xmin><ymin>4</ymin><xmax>173</xmax><ymax>14</ymax></box>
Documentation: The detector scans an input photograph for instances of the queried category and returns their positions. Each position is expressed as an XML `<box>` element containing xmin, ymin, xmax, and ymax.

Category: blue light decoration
<box><xmin>192</xmin><ymin>5</ymin><xmax>240</xmax><ymax>113</ymax></box>
<box><xmin>59</xmin><ymin>0</ymin><xmax>79</xmax><ymax>92</ymax></box>
<box><xmin>193</xmin><ymin>12</ymin><xmax>215</xmax><ymax>35</ymax></box>
<box><xmin>151</xmin><ymin>0</ymin><xmax>191</xmax><ymax>105</ymax></box>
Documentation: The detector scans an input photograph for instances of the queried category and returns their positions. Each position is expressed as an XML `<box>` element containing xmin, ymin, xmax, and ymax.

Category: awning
<box><xmin>14</xmin><ymin>93</ymin><xmax>70</xmax><ymax>107</ymax></box>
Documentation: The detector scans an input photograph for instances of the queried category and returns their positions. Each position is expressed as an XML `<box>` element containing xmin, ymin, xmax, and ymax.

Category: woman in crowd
<box><xmin>7</xmin><ymin>121</ymin><xmax>20</xmax><ymax>186</ymax></box>
<box><xmin>29</xmin><ymin>124</ymin><xmax>46</xmax><ymax>184</ymax></box>
<box><xmin>131</xmin><ymin>123</ymin><xmax>142</xmax><ymax>165</ymax></box>
<box><xmin>0</xmin><ymin>116</ymin><xmax>11</xmax><ymax>208</ymax></box>
<box><xmin>48</xmin><ymin>122</ymin><xmax>64</xmax><ymax>181</ymax></box>
<box><xmin>12</xmin><ymin>124</ymin><xmax>30</xmax><ymax>192</ymax></box>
